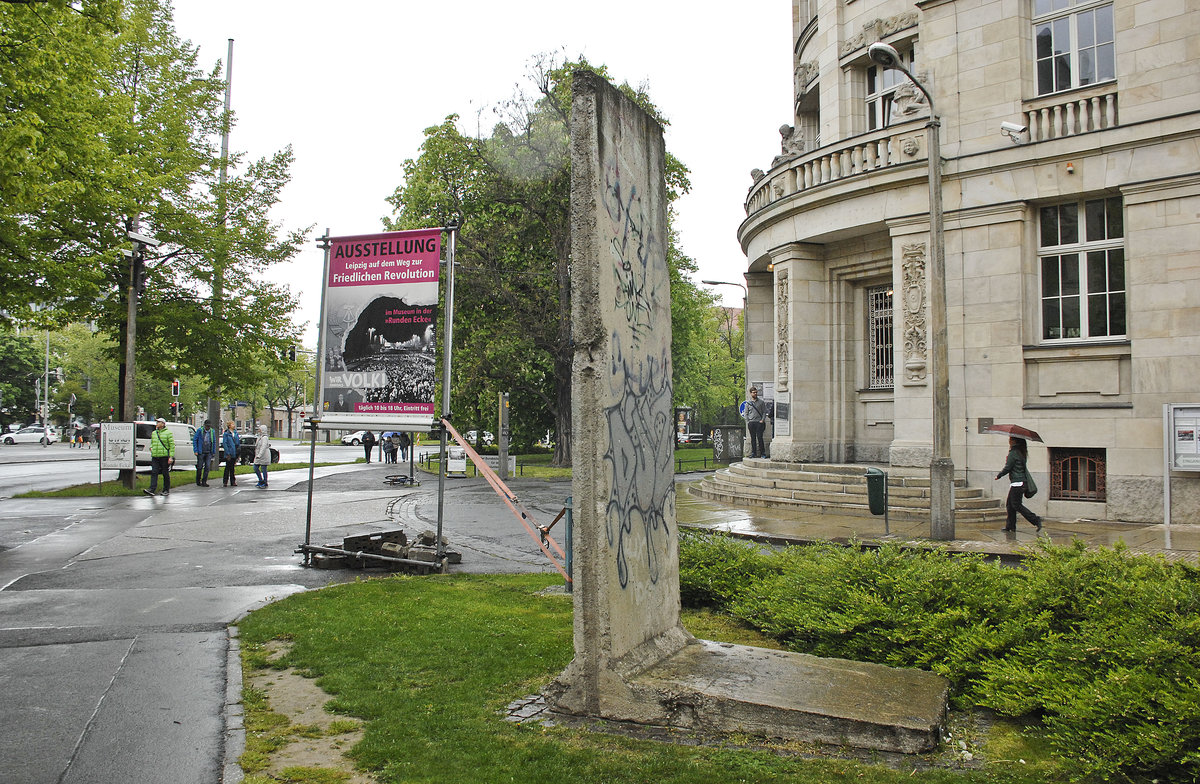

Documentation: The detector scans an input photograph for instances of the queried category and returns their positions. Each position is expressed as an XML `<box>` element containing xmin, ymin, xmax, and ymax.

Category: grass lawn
<box><xmin>16</xmin><ymin>460</ymin><xmax>353</xmax><ymax>498</ymax></box>
<box><xmin>237</xmin><ymin>573</ymin><xmax>1052</xmax><ymax>784</ymax></box>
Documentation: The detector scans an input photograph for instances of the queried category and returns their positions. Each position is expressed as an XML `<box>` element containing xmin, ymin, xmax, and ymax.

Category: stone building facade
<box><xmin>738</xmin><ymin>0</ymin><xmax>1200</xmax><ymax>523</ymax></box>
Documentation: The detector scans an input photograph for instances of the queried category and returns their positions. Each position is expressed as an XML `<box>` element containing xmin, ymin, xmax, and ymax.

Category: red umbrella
<box><xmin>984</xmin><ymin>423</ymin><xmax>1043</xmax><ymax>443</ymax></box>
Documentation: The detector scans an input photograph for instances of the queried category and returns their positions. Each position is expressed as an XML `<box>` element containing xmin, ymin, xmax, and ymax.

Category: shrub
<box><xmin>679</xmin><ymin>532</ymin><xmax>1200</xmax><ymax>782</ymax></box>
<box><xmin>677</xmin><ymin>530</ymin><xmax>780</xmax><ymax>607</ymax></box>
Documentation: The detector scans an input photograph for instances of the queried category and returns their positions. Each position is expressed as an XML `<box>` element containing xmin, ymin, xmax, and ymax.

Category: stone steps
<box><xmin>695</xmin><ymin>460</ymin><xmax>1006</xmax><ymax>524</ymax></box>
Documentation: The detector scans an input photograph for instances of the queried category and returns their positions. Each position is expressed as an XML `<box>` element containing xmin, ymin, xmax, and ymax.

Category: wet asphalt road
<box><xmin>0</xmin><ymin>461</ymin><xmax>569</xmax><ymax>783</ymax></box>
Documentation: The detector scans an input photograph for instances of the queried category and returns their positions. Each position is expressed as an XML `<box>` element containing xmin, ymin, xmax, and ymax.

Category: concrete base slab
<box><xmin>601</xmin><ymin>639</ymin><xmax>948</xmax><ymax>754</ymax></box>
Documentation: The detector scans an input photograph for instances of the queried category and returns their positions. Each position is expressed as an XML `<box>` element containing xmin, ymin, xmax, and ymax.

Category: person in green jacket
<box><xmin>145</xmin><ymin>417</ymin><xmax>175</xmax><ymax>497</ymax></box>
<box><xmin>995</xmin><ymin>436</ymin><xmax>1042</xmax><ymax>532</ymax></box>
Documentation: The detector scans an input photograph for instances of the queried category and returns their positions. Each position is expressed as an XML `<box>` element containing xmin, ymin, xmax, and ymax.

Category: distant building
<box><xmin>737</xmin><ymin>0</ymin><xmax>1199</xmax><ymax>523</ymax></box>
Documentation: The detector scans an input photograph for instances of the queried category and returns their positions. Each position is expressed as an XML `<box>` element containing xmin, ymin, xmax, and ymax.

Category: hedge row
<box><xmin>678</xmin><ymin>531</ymin><xmax>1200</xmax><ymax>783</ymax></box>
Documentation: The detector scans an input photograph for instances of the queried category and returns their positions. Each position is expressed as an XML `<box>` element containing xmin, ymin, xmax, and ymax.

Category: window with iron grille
<box><xmin>1049</xmin><ymin>447</ymin><xmax>1106</xmax><ymax>501</ymax></box>
<box><xmin>867</xmin><ymin>285</ymin><xmax>894</xmax><ymax>389</ymax></box>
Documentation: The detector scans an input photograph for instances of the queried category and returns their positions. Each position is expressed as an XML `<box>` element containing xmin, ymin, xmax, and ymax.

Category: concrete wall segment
<box><xmin>554</xmin><ymin>70</ymin><xmax>687</xmax><ymax>716</ymax></box>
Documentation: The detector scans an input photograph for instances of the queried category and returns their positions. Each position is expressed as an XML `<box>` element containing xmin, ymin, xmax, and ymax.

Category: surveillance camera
<box><xmin>126</xmin><ymin>230</ymin><xmax>161</xmax><ymax>247</ymax></box>
<box><xmin>1000</xmin><ymin>121</ymin><xmax>1027</xmax><ymax>135</ymax></box>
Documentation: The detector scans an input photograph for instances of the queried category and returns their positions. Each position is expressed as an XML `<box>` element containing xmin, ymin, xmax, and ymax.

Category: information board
<box><xmin>1168</xmin><ymin>404</ymin><xmax>1200</xmax><ymax>471</ymax></box>
<box><xmin>99</xmin><ymin>422</ymin><xmax>135</xmax><ymax>470</ymax></box>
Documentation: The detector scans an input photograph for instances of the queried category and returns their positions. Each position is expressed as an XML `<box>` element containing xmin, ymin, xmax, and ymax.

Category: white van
<box><xmin>134</xmin><ymin>421</ymin><xmax>197</xmax><ymax>468</ymax></box>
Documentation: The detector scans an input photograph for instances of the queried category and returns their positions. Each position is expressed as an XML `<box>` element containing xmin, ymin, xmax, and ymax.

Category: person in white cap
<box><xmin>253</xmin><ymin>425</ymin><xmax>271</xmax><ymax>488</ymax></box>
<box><xmin>145</xmin><ymin>417</ymin><xmax>175</xmax><ymax>497</ymax></box>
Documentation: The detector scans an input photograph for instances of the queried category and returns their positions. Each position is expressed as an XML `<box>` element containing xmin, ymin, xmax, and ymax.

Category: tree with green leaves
<box><xmin>0</xmin><ymin>0</ymin><xmax>122</xmax><ymax>323</ymax></box>
<box><xmin>386</xmin><ymin>55</ymin><xmax>708</xmax><ymax>465</ymax></box>
<box><xmin>0</xmin><ymin>328</ymin><xmax>42</xmax><ymax>428</ymax></box>
<box><xmin>1</xmin><ymin>0</ymin><xmax>308</xmax><ymax>419</ymax></box>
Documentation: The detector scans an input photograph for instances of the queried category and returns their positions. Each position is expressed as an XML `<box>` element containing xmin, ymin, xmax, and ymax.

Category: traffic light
<box><xmin>171</xmin><ymin>379</ymin><xmax>180</xmax><ymax>397</ymax></box>
<box><xmin>288</xmin><ymin>345</ymin><xmax>296</xmax><ymax>362</ymax></box>
<box><xmin>170</xmin><ymin>401</ymin><xmax>178</xmax><ymax>417</ymax></box>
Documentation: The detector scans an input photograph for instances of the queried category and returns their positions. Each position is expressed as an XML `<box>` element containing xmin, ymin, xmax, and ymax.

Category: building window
<box><xmin>1034</xmin><ymin>0</ymin><xmax>1115</xmax><ymax>96</ymax></box>
<box><xmin>1049</xmin><ymin>447</ymin><xmax>1106</xmax><ymax>501</ymax></box>
<box><xmin>867</xmin><ymin>285</ymin><xmax>894</xmax><ymax>389</ymax></box>
<box><xmin>865</xmin><ymin>47</ymin><xmax>914</xmax><ymax>130</ymax></box>
<box><xmin>1039</xmin><ymin>196</ymin><xmax>1125</xmax><ymax>341</ymax></box>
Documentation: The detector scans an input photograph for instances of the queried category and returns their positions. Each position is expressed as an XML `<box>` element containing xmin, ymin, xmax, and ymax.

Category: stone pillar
<box><xmin>546</xmin><ymin>70</ymin><xmax>690</xmax><ymax>720</ymax></box>
<box><xmin>766</xmin><ymin>243</ymin><xmax>829</xmax><ymax>462</ymax></box>
<box><xmin>744</xmin><ymin>271</ymin><xmax>774</xmax><ymax>457</ymax></box>
<box><xmin>888</xmin><ymin>230</ymin><xmax>935</xmax><ymax>469</ymax></box>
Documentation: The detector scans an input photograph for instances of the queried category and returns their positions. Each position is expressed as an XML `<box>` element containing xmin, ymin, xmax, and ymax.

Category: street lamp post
<box><xmin>867</xmin><ymin>42</ymin><xmax>954</xmax><ymax>540</ymax></box>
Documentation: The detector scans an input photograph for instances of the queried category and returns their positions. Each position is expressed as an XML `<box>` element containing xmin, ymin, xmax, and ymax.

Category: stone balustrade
<box><xmin>746</xmin><ymin>87</ymin><xmax>1121</xmax><ymax>217</ymax></box>
<box><xmin>746</xmin><ymin>125</ymin><xmax>915</xmax><ymax>216</ymax></box>
<box><xmin>1024</xmin><ymin>88</ymin><xmax>1118</xmax><ymax>142</ymax></box>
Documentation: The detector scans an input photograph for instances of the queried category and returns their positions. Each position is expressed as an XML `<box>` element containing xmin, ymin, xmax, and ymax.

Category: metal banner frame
<box><xmin>313</xmin><ymin>228</ymin><xmax>443</xmax><ymax>432</ymax></box>
<box><xmin>302</xmin><ymin>223</ymin><xmax>457</xmax><ymax>563</ymax></box>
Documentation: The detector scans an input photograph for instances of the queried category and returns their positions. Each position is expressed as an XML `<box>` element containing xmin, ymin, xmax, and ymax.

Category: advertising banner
<box><xmin>317</xmin><ymin>229</ymin><xmax>441</xmax><ymax>429</ymax></box>
<box><xmin>100</xmin><ymin>422</ymin><xmax>135</xmax><ymax>470</ymax></box>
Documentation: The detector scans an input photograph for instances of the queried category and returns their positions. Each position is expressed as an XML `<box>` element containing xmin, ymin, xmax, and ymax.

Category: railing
<box><xmin>746</xmin><ymin>125</ymin><xmax>914</xmax><ymax>216</ymax></box>
<box><xmin>1024</xmin><ymin>88</ymin><xmax>1118</xmax><ymax>142</ymax></box>
<box><xmin>746</xmin><ymin>88</ymin><xmax>1121</xmax><ymax>218</ymax></box>
<box><xmin>420</xmin><ymin>452</ymin><xmax>726</xmax><ymax>476</ymax></box>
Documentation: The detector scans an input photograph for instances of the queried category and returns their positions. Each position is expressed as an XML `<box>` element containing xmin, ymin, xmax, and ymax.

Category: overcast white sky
<box><xmin>170</xmin><ymin>1</ymin><xmax>793</xmax><ymax>346</ymax></box>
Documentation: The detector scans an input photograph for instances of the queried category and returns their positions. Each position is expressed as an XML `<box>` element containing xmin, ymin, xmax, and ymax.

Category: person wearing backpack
<box><xmin>193</xmin><ymin>419</ymin><xmax>218</xmax><ymax>487</ymax></box>
<box><xmin>996</xmin><ymin>436</ymin><xmax>1043</xmax><ymax>533</ymax></box>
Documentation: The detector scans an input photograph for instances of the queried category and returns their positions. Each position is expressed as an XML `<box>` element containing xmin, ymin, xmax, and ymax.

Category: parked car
<box><xmin>133</xmin><ymin>421</ymin><xmax>196</xmax><ymax>467</ymax></box>
<box><xmin>676</xmin><ymin>432</ymin><xmax>707</xmax><ymax>445</ymax></box>
<box><xmin>2</xmin><ymin>425</ymin><xmax>59</xmax><ymax>445</ymax></box>
<box><xmin>465</xmin><ymin>430</ymin><xmax>494</xmax><ymax>446</ymax></box>
<box><xmin>219</xmin><ymin>433</ymin><xmax>279</xmax><ymax>465</ymax></box>
<box><xmin>341</xmin><ymin>430</ymin><xmax>371</xmax><ymax>446</ymax></box>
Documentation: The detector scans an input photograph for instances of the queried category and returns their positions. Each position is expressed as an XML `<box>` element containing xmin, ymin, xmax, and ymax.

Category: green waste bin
<box><xmin>865</xmin><ymin>467</ymin><xmax>888</xmax><ymax>515</ymax></box>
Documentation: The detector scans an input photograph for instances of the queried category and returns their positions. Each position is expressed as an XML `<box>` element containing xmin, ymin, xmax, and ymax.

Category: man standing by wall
<box><xmin>193</xmin><ymin>419</ymin><xmax>218</xmax><ymax>487</ymax></box>
<box><xmin>744</xmin><ymin>386</ymin><xmax>769</xmax><ymax>459</ymax></box>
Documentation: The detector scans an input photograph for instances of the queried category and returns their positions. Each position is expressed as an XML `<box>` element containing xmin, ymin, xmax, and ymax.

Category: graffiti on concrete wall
<box><xmin>602</xmin><ymin>154</ymin><xmax>659</xmax><ymax>349</ymax></box>
<box><xmin>604</xmin><ymin>337</ymin><xmax>674</xmax><ymax>589</ymax></box>
<box><xmin>600</xmin><ymin>152</ymin><xmax>674</xmax><ymax>589</ymax></box>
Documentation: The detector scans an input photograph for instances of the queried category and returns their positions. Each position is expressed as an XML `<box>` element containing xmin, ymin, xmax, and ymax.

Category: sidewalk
<box><xmin>676</xmin><ymin>479</ymin><xmax>1200</xmax><ymax>563</ymax></box>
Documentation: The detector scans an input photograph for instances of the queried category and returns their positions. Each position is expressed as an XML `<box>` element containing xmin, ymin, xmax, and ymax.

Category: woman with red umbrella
<box><xmin>995</xmin><ymin>436</ymin><xmax>1043</xmax><ymax>532</ymax></box>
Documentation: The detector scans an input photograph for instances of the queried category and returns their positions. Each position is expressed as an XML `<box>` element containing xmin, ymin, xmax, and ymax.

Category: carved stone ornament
<box><xmin>893</xmin><ymin>80</ymin><xmax>929</xmax><ymax>118</ymax></box>
<box><xmin>902</xmin><ymin>137</ymin><xmax>920</xmax><ymax>157</ymax></box>
<box><xmin>840</xmin><ymin>12</ymin><xmax>920</xmax><ymax>58</ymax></box>
<box><xmin>794</xmin><ymin>61</ymin><xmax>818</xmax><ymax>98</ymax></box>
<box><xmin>772</xmin><ymin>124</ymin><xmax>806</xmax><ymax>168</ymax></box>
<box><xmin>901</xmin><ymin>243</ymin><xmax>928</xmax><ymax>383</ymax></box>
<box><xmin>776</xmin><ymin>270</ymin><xmax>790</xmax><ymax>389</ymax></box>
<box><xmin>751</xmin><ymin>168</ymin><xmax>766</xmax><ymax>183</ymax></box>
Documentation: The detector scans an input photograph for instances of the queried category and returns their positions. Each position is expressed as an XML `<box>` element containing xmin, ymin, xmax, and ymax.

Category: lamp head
<box><xmin>867</xmin><ymin>42</ymin><xmax>902</xmax><ymax>69</ymax></box>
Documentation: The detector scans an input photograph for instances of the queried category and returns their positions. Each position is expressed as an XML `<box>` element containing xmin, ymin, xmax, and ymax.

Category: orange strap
<box><xmin>441</xmin><ymin>419</ymin><xmax>571</xmax><ymax>583</ymax></box>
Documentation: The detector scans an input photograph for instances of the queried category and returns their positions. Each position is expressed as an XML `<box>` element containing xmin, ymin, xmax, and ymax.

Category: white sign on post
<box><xmin>100</xmin><ymin>422</ymin><xmax>136</xmax><ymax>470</ymax></box>
<box><xmin>1168</xmin><ymin>404</ymin><xmax>1200</xmax><ymax>471</ymax></box>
